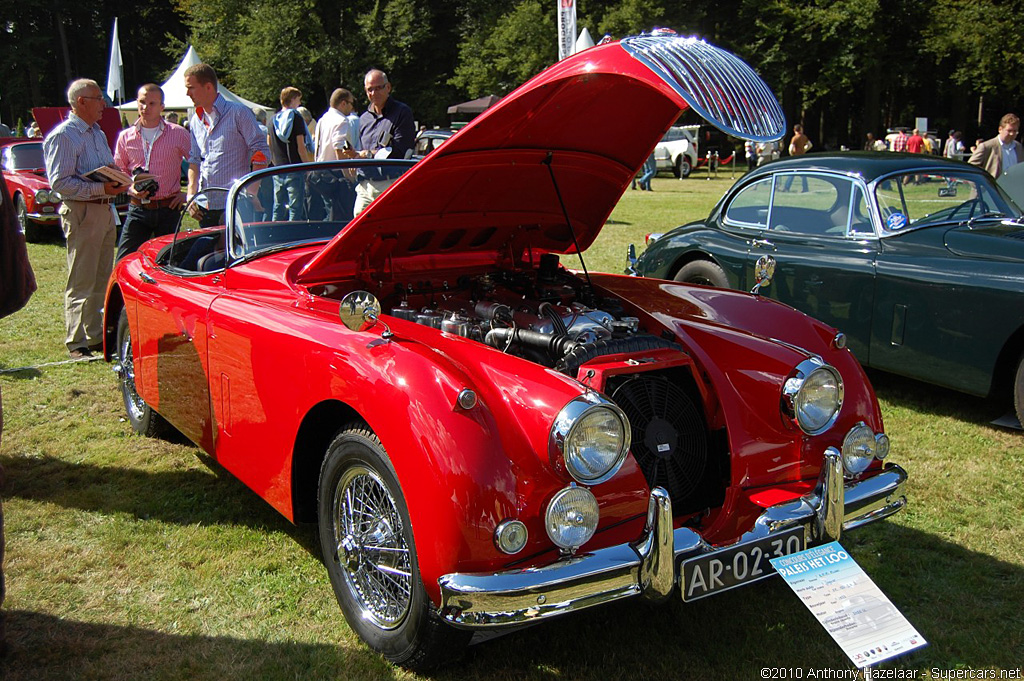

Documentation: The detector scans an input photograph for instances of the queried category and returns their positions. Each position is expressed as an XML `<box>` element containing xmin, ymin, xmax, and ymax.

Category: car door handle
<box><xmin>752</xmin><ymin>239</ymin><xmax>775</xmax><ymax>250</ymax></box>
<box><xmin>140</xmin><ymin>272</ymin><xmax>157</xmax><ymax>285</ymax></box>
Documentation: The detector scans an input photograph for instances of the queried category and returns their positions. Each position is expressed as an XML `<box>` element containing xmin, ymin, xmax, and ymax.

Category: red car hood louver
<box><xmin>297</xmin><ymin>34</ymin><xmax>784</xmax><ymax>284</ymax></box>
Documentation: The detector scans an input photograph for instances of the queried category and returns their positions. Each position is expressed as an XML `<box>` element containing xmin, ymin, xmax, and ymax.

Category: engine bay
<box><xmin>317</xmin><ymin>253</ymin><xmax>672</xmax><ymax>373</ymax></box>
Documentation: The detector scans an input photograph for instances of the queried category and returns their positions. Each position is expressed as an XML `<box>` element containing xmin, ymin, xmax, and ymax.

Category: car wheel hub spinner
<box><xmin>334</xmin><ymin>466</ymin><xmax>413</xmax><ymax>629</ymax></box>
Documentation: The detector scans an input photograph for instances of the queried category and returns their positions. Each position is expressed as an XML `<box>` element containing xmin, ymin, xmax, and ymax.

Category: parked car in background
<box><xmin>105</xmin><ymin>35</ymin><xmax>906</xmax><ymax>670</ymax></box>
<box><xmin>655</xmin><ymin>125</ymin><xmax>699</xmax><ymax>177</ymax></box>
<box><xmin>1</xmin><ymin>139</ymin><xmax>61</xmax><ymax>240</ymax></box>
<box><xmin>633</xmin><ymin>152</ymin><xmax>1024</xmax><ymax>426</ymax></box>
<box><xmin>412</xmin><ymin>128</ymin><xmax>454</xmax><ymax>160</ymax></box>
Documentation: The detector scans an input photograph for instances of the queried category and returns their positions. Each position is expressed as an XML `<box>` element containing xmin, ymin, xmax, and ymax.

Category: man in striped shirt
<box><xmin>43</xmin><ymin>78</ymin><xmax>129</xmax><ymax>359</ymax></box>
<box><xmin>184</xmin><ymin>63</ymin><xmax>269</xmax><ymax>228</ymax></box>
<box><xmin>113</xmin><ymin>83</ymin><xmax>191</xmax><ymax>260</ymax></box>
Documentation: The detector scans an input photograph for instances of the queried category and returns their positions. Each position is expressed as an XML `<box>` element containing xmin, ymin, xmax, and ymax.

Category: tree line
<box><xmin>2</xmin><ymin>0</ymin><xmax>1022</xmax><ymax>149</ymax></box>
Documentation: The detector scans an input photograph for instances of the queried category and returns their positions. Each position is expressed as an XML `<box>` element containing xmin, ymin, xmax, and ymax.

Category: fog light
<box><xmin>842</xmin><ymin>422</ymin><xmax>876</xmax><ymax>477</ymax></box>
<box><xmin>494</xmin><ymin>519</ymin><xmax>528</xmax><ymax>554</ymax></box>
<box><xmin>875</xmin><ymin>432</ymin><xmax>890</xmax><ymax>460</ymax></box>
<box><xmin>545</xmin><ymin>485</ymin><xmax>599</xmax><ymax>551</ymax></box>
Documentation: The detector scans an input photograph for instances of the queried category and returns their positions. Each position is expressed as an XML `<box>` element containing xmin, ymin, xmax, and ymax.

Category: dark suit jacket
<box><xmin>968</xmin><ymin>136</ymin><xmax>1024</xmax><ymax>177</ymax></box>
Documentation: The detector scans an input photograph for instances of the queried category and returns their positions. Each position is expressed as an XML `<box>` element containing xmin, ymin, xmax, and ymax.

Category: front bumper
<box><xmin>27</xmin><ymin>210</ymin><xmax>59</xmax><ymax>223</ymax></box>
<box><xmin>438</xmin><ymin>451</ymin><xmax>907</xmax><ymax>628</ymax></box>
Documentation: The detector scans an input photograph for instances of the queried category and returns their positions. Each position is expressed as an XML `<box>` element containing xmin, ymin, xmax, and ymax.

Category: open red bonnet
<box><xmin>297</xmin><ymin>34</ymin><xmax>784</xmax><ymax>284</ymax></box>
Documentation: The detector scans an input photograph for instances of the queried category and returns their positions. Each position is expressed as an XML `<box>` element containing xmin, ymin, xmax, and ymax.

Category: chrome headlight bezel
<box><xmin>493</xmin><ymin>519</ymin><xmax>528</xmax><ymax>555</ymax></box>
<box><xmin>549</xmin><ymin>393</ymin><xmax>631</xmax><ymax>485</ymax></box>
<box><xmin>781</xmin><ymin>358</ymin><xmax>844</xmax><ymax>435</ymax></box>
<box><xmin>34</xmin><ymin>189</ymin><xmax>52</xmax><ymax>204</ymax></box>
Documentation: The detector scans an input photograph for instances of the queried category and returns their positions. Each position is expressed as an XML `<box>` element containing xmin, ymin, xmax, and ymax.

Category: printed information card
<box><xmin>769</xmin><ymin>542</ymin><xmax>927</xmax><ymax>668</ymax></box>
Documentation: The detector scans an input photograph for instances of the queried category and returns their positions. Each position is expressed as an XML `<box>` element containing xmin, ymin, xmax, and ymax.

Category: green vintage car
<box><xmin>632</xmin><ymin>152</ymin><xmax>1024</xmax><ymax>426</ymax></box>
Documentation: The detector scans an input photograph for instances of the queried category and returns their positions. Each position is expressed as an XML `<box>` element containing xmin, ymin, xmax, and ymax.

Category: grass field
<box><xmin>1</xmin><ymin>171</ymin><xmax>1022</xmax><ymax>680</ymax></box>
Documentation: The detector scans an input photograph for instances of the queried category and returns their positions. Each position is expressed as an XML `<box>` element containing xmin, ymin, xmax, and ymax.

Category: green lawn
<box><xmin>1</xmin><ymin>171</ymin><xmax>1022</xmax><ymax>680</ymax></box>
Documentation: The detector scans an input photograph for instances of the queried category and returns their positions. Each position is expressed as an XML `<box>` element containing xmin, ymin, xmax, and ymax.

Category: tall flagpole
<box><xmin>106</xmin><ymin>17</ymin><xmax>124</xmax><ymax>105</ymax></box>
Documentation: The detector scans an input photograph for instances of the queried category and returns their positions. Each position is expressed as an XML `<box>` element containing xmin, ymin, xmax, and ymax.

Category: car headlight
<box><xmin>545</xmin><ymin>485</ymin><xmax>599</xmax><ymax>551</ymax></box>
<box><xmin>35</xmin><ymin>189</ymin><xmax>52</xmax><ymax>204</ymax></box>
<box><xmin>842</xmin><ymin>422</ymin><xmax>878</xmax><ymax>477</ymax></box>
<box><xmin>781</xmin><ymin>358</ymin><xmax>844</xmax><ymax>435</ymax></box>
<box><xmin>549</xmin><ymin>393</ymin><xmax>631</xmax><ymax>485</ymax></box>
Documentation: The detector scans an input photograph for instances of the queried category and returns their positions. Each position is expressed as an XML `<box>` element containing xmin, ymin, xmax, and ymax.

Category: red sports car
<box><xmin>1</xmin><ymin>138</ymin><xmax>62</xmax><ymax>240</ymax></box>
<box><xmin>103</xmin><ymin>33</ymin><xmax>907</xmax><ymax>669</ymax></box>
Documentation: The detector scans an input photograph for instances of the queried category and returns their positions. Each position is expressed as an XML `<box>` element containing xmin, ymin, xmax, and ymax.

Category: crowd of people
<box><xmin>39</xmin><ymin>65</ymin><xmax>415</xmax><ymax>360</ymax></box>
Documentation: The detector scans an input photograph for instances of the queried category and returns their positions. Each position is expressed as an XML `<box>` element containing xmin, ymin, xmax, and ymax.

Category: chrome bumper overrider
<box><xmin>437</xmin><ymin>451</ymin><xmax>907</xmax><ymax>627</ymax></box>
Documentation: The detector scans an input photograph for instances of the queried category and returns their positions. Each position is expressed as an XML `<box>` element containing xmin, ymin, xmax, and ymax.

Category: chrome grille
<box><xmin>620</xmin><ymin>34</ymin><xmax>785</xmax><ymax>143</ymax></box>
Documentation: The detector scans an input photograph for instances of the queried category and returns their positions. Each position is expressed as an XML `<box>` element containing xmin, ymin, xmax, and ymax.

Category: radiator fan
<box><xmin>611</xmin><ymin>374</ymin><xmax>712</xmax><ymax>512</ymax></box>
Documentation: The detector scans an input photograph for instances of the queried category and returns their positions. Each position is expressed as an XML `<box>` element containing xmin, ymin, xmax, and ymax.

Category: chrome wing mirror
<box><xmin>625</xmin><ymin>244</ymin><xmax>638</xmax><ymax>276</ymax></box>
<box><xmin>750</xmin><ymin>255</ymin><xmax>776</xmax><ymax>295</ymax></box>
<box><xmin>339</xmin><ymin>291</ymin><xmax>390</xmax><ymax>339</ymax></box>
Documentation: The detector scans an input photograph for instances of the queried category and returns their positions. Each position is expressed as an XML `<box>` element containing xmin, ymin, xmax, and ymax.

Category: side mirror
<box><xmin>750</xmin><ymin>255</ymin><xmax>776</xmax><ymax>295</ymax></box>
<box><xmin>339</xmin><ymin>291</ymin><xmax>382</xmax><ymax>332</ymax></box>
<box><xmin>625</xmin><ymin>244</ymin><xmax>638</xmax><ymax>276</ymax></box>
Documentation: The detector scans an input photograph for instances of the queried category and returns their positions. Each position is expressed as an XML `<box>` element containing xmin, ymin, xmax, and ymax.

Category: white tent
<box><xmin>117</xmin><ymin>45</ymin><xmax>273</xmax><ymax>121</ymax></box>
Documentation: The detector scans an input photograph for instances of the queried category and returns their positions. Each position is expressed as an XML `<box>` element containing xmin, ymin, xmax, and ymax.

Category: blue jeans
<box><xmin>638</xmin><ymin>156</ymin><xmax>657</xmax><ymax>190</ymax></box>
<box><xmin>116</xmin><ymin>204</ymin><xmax>182</xmax><ymax>261</ymax></box>
<box><xmin>273</xmin><ymin>174</ymin><xmax>307</xmax><ymax>221</ymax></box>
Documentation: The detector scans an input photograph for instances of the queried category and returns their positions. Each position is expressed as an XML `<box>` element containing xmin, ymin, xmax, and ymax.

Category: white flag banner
<box><xmin>106</xmin><ymin>18</ymin><xmax>124</xmax><ymax>103</ymax></box>
<box><xmin>557</xmin><ymin>0</ymin><xmax>576</xmax><ymax>60</ymax></box>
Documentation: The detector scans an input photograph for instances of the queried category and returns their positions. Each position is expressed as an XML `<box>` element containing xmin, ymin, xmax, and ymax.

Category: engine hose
<box><xmin>484</xmin><ymin>328</ymin><xmax>579</xmax><ymax>358</ymax></box>
<box><xmin>539</xmin><ymin>302</ymin><xmax>569</xmax><ymax>336</ymax></box>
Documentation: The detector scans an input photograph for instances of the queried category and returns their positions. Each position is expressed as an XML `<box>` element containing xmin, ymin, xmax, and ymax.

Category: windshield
<box><xmin>229</xmin><ymin>160</ymin><xmax>412</xmax><ymax>260</ymax></box>
<box><xmin>7</xmin><ymin>143</ymin><xmax>45</xmax><ymax>170</ymax></box>
<box><xmin>875</xmin><ymin>171</ymin><xmax>1020</xmax><ymax>233</ymax></box>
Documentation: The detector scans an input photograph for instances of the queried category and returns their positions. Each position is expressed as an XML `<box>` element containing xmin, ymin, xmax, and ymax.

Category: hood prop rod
<box><xmin>542</xmin><ymin>152</ymin><xmax>595</xmax><ymax>302</ymax></box>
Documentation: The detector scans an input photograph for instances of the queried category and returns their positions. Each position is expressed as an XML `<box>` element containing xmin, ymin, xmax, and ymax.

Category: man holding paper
<box><xmin>43</xmin><ymin>78</ymin><xmax>129</xmax><ymax>359</ymax></box>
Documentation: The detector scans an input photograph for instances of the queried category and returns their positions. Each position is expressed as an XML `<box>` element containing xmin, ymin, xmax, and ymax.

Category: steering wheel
<box><xmin>949</xmin><ymin>198</ymin><xmax>981</xmax><ymax>221</ymax></box>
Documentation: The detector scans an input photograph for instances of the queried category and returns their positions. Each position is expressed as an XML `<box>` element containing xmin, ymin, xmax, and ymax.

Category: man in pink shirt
<box><xmin>113</xmin><ymin>83</ymin><xmax>191</xmax><ymax>260</ymax></box>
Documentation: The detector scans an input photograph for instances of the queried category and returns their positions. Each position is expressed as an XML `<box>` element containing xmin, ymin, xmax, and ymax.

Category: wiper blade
<box><xmin>966</xmin><ymin>212</ymin><xmax>1006</xmax><ymax>228</ymax></box>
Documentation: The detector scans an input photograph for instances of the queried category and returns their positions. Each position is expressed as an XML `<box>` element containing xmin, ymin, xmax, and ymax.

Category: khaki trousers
<box><xmin>59</xmin><ymin>200</ymin><xmax>116</xmax><ymax>351</ymax></box>
<box><xmin>353</xmin><ymin>178</ymin><xmax>396</xmax><ymax>217</ymax></box>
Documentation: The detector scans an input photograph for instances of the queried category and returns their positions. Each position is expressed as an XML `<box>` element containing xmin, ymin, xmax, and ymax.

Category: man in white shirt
<box><xmin>309</xmin><ymin>88</ymin><xmax>358</xmax><ymax>220</ymax></box>
<box><xmin>315</xmin><ymin>89</ymin><xmax>357</xmax><ymax>161</ymax></box>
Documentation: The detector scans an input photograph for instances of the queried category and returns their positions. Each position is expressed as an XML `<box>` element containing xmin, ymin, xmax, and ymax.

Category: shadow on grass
<box><xmin>0</xmin><ymin>368</ymin><xmax>42</xmax><ymax>380</ymax></box>
<box><xmin>868</xmin><ymin>368</ymin><xmax>1018</xmax><ymax>430</ymax></box>
<box><xmin>0</xmin><ymin>610</ymin><xmax>395</xmax><ymax>681</ymax></box>
<box><xmin>0</xmin><ymin>452</ymin><xmax>320</xmax><ymax>555</ymax></box>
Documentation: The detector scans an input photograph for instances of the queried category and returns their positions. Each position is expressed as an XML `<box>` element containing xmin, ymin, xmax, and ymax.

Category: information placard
<box><xmin>769</xmin><ymin>542</ymin><xmax>927</xmax><ymax>668</ymax></box>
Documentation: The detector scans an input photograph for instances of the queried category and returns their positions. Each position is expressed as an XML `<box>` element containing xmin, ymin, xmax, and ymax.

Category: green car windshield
<box><xmin>875</xmin><ymin>171</ymin><xmax>1021</xmax><ymax>233</ymax></box>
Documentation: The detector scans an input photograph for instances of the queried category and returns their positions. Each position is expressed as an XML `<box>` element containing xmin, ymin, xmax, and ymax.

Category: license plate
<box><xmin>680</xmin><ymin>527</ymin><xmax>805</xmax><ymax>602</ymax></box>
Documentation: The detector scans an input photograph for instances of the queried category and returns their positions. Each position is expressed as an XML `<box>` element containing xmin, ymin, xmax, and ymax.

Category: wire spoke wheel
<box><xmin>334</xmin><ymin>464</ymin><xmax>413</xmax><ymax>629</ymax></box>
<box><xmin>118</xmin><ymin>321</ymin><xmax>147</xmax><ymax>422</ymax></box>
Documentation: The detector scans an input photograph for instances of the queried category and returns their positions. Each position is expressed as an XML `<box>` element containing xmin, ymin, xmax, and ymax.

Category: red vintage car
<box><xmin>1</xmin><ymin>138</ymin><xmax>62</xmax><ymax>240</ymax></box>
<box><xmin>103</xmin><ymin>33</ymin><xmax>907</xmax><ymax>669</ymax></box>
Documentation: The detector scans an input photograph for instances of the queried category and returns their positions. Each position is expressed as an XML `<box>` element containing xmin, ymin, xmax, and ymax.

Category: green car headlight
<box><xmin>549</xmin><ymin>394</ymin><xmax>631</xmax><ymax>485</ymax></box>
<box><xmin>781</xmin><ymin>358</ymin><xmax>844</xmax><ymax>435</ymax></box>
